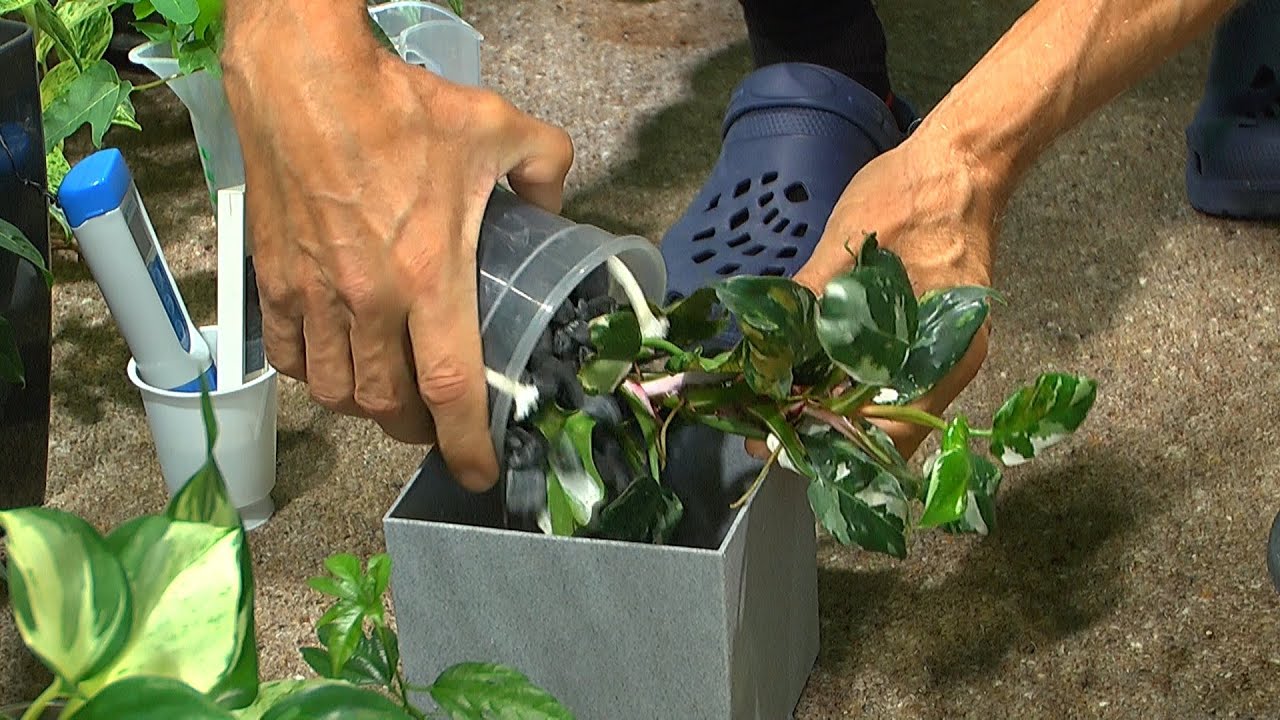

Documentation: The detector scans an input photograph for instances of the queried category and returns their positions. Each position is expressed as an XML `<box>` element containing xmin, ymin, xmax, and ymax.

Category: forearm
<box><xmin>917</xmin><ymin>0</ymin><xmax>1240</xmax><ymax>209</ymax></box>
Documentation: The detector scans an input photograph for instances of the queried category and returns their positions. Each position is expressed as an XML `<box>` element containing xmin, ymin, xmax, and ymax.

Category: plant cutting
<box><xmin>492</xmin><ymin>233</ymin><xmax>1098</xmax><ymax>557</ymax></box>
<box><xmin>0</xmin><ymin>388</ymin><xmax>573</xmax><ymax>719</ymax></box>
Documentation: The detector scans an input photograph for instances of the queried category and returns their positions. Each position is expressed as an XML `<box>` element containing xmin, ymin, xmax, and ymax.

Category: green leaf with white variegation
<box><xmin>545</xmin><ymin>421</ymin><xmax>605</xmax><ymax>527</ymax></box>
<box><xmin>259</xmin><ymin>682</ymin><xmax>414</xmax><ymax>720</ymax></box>
<box><xmin>542</xmin><ymin>464</ymin><xmax>577</xmax><ymax>536</ymax></box>
<box><xmin>0</xmin><ymin>217</ymin><xmax>53</xmax><ymax>288</ymax></box>
<box><xmin>0</xmin><ymin>315</ymin><xmax>22</xmax><ymax>385</ymax></box>
<box><xmin>815</xmin><ymin>261</ymin><xmax>918</xmax><ymax>387</ymax></box>
<box><xmin>0</xmin><ymin>507</ymin><xmax>133</xmax><ymax>685</ymax></box>
<box><xmin>799</xmin><ymin>425</ymin><xmax>910</xmax><ymax>557</ymax></box>
<box><xmin>888</xmin><ymin>286</ymin><xmax>996</xmax><ymax>405</ymax></box>
<box><xmin>224</xmin><ymin>679</ymin><xmax>313</xmax><ymax>720</ymax></box>
<box><xmin>941</xmin><ymin>454</ymin><xmax>1003</xmax><ymax>535</ymax></box>
<box><xmin>42</xmin><ymin>60</ymin><xmax>128</xmax><ymax>152</ymax></box>
<box><xmin>990</xmin><ymin>373</ymin><xmax>1097</xmax><ymax>466</ymax></box>
<box><xmin>589</xmin><ymin>309</ymin><xmax>641</xmax><ymax>361</ymax></box>
<box><xmin>748</xmin><ymin>404</ymin><xmax>813</xmax><ymax>478</ymax></box>
<box><xmin>593</xmin><ymin>475</ymin><xmax>684</xmax><ymax>544</ymax></box>
<box><xmin>714</xmin><ymin>275</ymin><xmax>824</xmax><ymax>373</ymax></box>
<box><xmin>429</xmin><ymin>662</ymin><xmax>574</xmax><ymax>720</ymax></box>
<box><xmin>579</xmin><ymin>357</ymin><xmax>630</xmax><ymax>394</ymax></box>
<box><xmin>112</xmin><ymin>90</ymin><xmax>142</xmax><ymax>132</ymax></box>
<box><xmin>71</xmin><ymin>515</ymin><xmax>243</xmax><ymax>707</ymax></box>
<box><xmin>663</xmin><ymin>286</ymin><xmax>727</xmax><ymax>348</ymax></box>
<box><xmin>918</xmin><ymin>417</ymin><xmax>973</xmax><ymax>528</ymax></box>
<box><xmin>49</xmin><ymin>0</ymin><xmax>114</xmax><ymax>63</ymax></box>
<box><xmin>741</xmin><ymin>342</ymin><xmax>794</xmax><ymax>400</ymax></box>
<box><xmin>72</xmin><ymin>676</ymin><xmax>236</xmax><ymax>719</ymax></box>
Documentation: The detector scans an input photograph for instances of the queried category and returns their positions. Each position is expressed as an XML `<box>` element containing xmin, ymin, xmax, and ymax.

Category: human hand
<box><xmin>221</xmin><ymin>26</ymin><xmax>573</xmax><ymax>492</ymax></box>
<box><xmin>790</xmin><ymin>131</ymin><xmax>1003</xmax><ymax>459</ymax></box>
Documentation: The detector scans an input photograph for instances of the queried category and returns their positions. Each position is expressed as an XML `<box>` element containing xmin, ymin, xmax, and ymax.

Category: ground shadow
<box><xmin>813</xmin><ymin>449</ymin><xmax>1158</xmax><ymax>690</ymax></box>
<box><xmin>270</xmin><ymin>424</ymin><xmax>340</xmax><ymax>511</ymax></box>
<box><xmin>50</xmin><ymin>269</ymin><xmax>214</xmax><ymax>425</ymax></box>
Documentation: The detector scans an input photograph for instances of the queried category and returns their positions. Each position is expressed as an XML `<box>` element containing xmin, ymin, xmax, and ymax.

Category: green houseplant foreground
<box><xmin>0</xmin><ymin>389</ymin><xmax>574</xmax><ymax>720</ymax></box>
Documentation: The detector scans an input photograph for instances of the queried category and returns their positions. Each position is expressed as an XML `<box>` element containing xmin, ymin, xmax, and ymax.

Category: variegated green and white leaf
<box><xmin>546</xmin><ymin>421</ymin><xmax>605</xmax><ymax>527</ymax></box>
<box><xmin>888</xmin><ymin>286</ymin><xmax>996</xmax><ymax>405</ymax></box>
<box><xmin>816</xmin><ymin>263</ymin><xmax>918</xmax><ymax>386</ymax></box>
<box><xmin>941</xmin><ymin>455</ymin><xmax>1003</xmax><ymax>536</ymax></box>
<box><xmin>990</xmin><ymin>373</ymin><xmax>1097</xmax><ymax>466</ymax></box>
<box><xmin>801</xmin><ymin>428</ymin><xmax>910</xmax><ymax>558</ymax></box>
<box><xmin>72</xmin><ymin>516</ymin><xmax>244</xmax><ymax>705</ymax></box>
<box><xmin>0</xmin><ymin>507</ymin><xmax>133</xmax><ymax>685</ymax></box>
<box><xmin>918</xmin><ymin>417</ymin><xmax>973</xmax><ymax>528</ymax></box>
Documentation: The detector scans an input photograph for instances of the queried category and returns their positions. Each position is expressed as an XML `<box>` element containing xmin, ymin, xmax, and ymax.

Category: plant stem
<box><xmin>23</xmin><ymin>680</ymin><xmax>61</xmax><ymax>720</ymax></box>
<box><xmin>730</xmin><ymin>444</ymin><xmax>781</xmax><ymax>509</ymax></box>
<box><xmin>969</xmin><ymin>427</ymin><xmax>993</xmax><ymax>438</ymax></box>
<box><xmin>657</xmin><ymin>400</ymin><xmax>682</xmax><ymax>465</ymax></box>
<box><xmin>858</xmin><ymin>404</ymin><xmax>948</xmax><ymax>431</ymax></box>
<box><xmin>641</xmin><ymin>337</ymin><xmax>685</xmax><ymax>357</ymax></box>
<box><xmin>132</xmin><ymin>74</ymin><xmax>184</xmax><ymax>92</ymax></box>
<box><xmin>637</xmin><ymin>371</ymin><xmax>729</xmax><ymax>398</ymax></box>
<box><xmin>607</xmin><ymin>257</ymin><xmax>667</xmax><ymax>340</ymax></box>
<box><xmin>829</xmin><ymin>384</ymin><xmax>876</xmax><ymax>415</ymax></box>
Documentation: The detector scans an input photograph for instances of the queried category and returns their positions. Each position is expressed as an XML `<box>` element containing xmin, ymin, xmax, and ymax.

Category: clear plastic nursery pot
<box><xmin>476</xmin><ymin>187</ymin><xmax>666</xmax><ymax>456</ymax></box>
<box><xmin>127</xmin><ymin>42</ymin><xmax>245</xmax><ymax>210</ymax></box>
<box><xmin>367</xmin><ymin>0</ymin><xmax>483</xmax><ymax>85</ymax></box>
<box><xmin>383</xmin><ymin>422</ymin><xmax>821</xmax><ymax>720</ymax></box>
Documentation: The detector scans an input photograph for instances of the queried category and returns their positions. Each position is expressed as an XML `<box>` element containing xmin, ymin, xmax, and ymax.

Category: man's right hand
<box><xmin>220</xmin><ymin>4</ymin><xmax>574</xmax><ymax>492</ymax></box>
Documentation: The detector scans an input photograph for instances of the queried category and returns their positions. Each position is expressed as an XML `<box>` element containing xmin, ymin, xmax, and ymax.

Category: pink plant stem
<box><xmin>637</xmin><ymin>371</ymin><xmax>728</xmax><ymax>399</ymax></box>
<box><xmin>802</xmin><ymin>404</ymin><xmax>863</xmax><ymax>445</ymax></box>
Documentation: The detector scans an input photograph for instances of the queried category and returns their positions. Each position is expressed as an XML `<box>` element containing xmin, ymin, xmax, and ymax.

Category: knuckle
<box><xmin>417</xmin><ymin>362</ymin><xmax>473</xmax><ymax>409</ymax></box>
<box><xmin>352</xmin><ymin>388</ymin><xmax>404</xmax><ymax>421</ymax></box>
<box><xmin>309</xmin><ymin>387</ymin><xmax>354</xmax><ymax>414</ymax></box>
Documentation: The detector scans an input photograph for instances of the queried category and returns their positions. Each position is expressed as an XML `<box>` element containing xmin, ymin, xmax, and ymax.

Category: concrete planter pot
<box><xmin>0</xmin><ymin>19</ymin><xmax>53</xmax><ymax>511</ymax></box>
<box><xmin>383</xmin><ymin>423</ymin><xmax>820</xmax><ymax>719</ymax></box>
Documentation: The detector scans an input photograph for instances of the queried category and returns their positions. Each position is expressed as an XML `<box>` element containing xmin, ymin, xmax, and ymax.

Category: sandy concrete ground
<box><xmin>4</xmin><ymin>0</ymin><xmax>1280</xmax><ymax>717</ymax></box>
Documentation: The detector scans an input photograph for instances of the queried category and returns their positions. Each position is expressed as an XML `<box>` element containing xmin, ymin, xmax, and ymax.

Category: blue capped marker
<box><xmin>59</xmin><ymin>148</ymin><xmax>216</xmax><ymax>393</ymax></box>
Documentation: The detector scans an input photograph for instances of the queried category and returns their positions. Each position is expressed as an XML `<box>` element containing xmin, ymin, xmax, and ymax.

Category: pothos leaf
<box><xmin>918</xmin><ymin>417</ymin><xmax>973</xmax><ymax>528</ymax></box>
<box><xmin>150</xmin><ymin>0</ymin><xmax>198</xmax><ymax>25</ymax></box>
<box><xmin>42</xmin><ymin>60</ymin><xmax>129</xmax><ymax>153</ymax></box>
<box><xmin>588</xmin><ymin>310</ymin><xmax>641</xmax><ymax>361</ymax></box>
<box><xmin>663</xmin><ymin>286</ymin><xmax>727</xmax><ymax>348</ymax></box>
<box><xmin>32</xmin><ymin>0</ymin><xmax>82</xmax><ymax>70</ymax></box>
<box><xmin>71</xmin><ymin>676</ymin><xmax>235</xmax><ymax>719</ymax></box>
<box><xmin>546</xmin><ymin>416</ymin><xmax>606</xmax><ymax>527</ymax></box>
<box><xmin>748</xmin><ymin>404</ymin><xmax>813</xmax><ymax>479</ymax></box>
<box><xmin>714</xmin><ymin>275</ymin><xmax>822</xmax><ymax>361</ymax></box>
<box><xmin>889</xmin><ymin>286</ymin><xmax>996</xmax><ymax>405</ymax></box>
<box><xmin>578</xmin><ymin>358</ymin><xmax>630</xmax><ymax>395</ymax></box>
<box><xmin>620</xmin><ymin>384</ymin><xmax>661</xmax><ymax>480</ymax></box>
<box><xmin>46</xmin><ymin>143</ymin><xmax>72</xmax><ymax>197</ymax></box>
<box><xmin>816</xmin><ymin>261</ymin><xmax>918</xmax><ymax>387</ymax></box>
<box><xmin>742</xmin><ymin>343</ymin><xmax>794</xmax><ymax>401</ymax></box>
<box><xmin>259</xmin><ymin>682</ymin><xmax>414</xmax><ymax>720</ymax></box>
<box><xmin>990</xmin><ymin>373</ymin><xmax>1097</xmax><ymax>466</ymax></box>
<box><xmin>593</xmin><ymin>475</ymin><xmax>684</xmax><ymax>545</ymax></box>
<box><xmin>942</xmin><ymin>454</ymin><xmax>1003</xmax><ymax>536</ymax></box>
<box><xmin>805</xmin><ymin>456</ymin><xmax>910</xmax><ymax>558</ymax></box>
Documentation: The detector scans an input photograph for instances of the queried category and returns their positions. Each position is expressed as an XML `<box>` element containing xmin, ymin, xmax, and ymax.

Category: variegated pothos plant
<box><xmin>512</xmin><ymin>233</ymin><xmax>1098</xmax><ymax>556</ymax></box>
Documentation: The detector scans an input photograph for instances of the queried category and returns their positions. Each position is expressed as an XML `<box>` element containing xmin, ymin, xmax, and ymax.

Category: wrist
<box><xmin>905</xmin><ymin>102</ymin><xmax>1020</xmax><ymax>219</ymax></box>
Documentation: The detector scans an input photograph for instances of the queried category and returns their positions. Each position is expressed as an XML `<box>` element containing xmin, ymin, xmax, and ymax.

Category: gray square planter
<box><xmin>383</xmin><ymin>424</ymin><xmax>820</xmax><ymax>719</ymax></box>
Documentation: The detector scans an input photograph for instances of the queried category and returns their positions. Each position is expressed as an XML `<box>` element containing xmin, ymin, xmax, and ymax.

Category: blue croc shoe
<box><xmin>1186</xmin><ymin>63</ymin><xmax>1280</xmax><ymax>219</ymax></box>
<box><xmin>659</xmin><ymin>62</ymin><xmax>915</xmax><ymax>349</ymax></box>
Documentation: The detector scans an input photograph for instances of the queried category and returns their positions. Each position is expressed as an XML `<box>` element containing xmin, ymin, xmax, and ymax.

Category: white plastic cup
<box><xmin>128</xmin><ymin>325</ymin><xmax>278</xmax><ymax>530</ymax></box>
<box><xmin>126</xmin><ymin>42</ymin><xmax>246</xmax><ymax>211</ymax></box>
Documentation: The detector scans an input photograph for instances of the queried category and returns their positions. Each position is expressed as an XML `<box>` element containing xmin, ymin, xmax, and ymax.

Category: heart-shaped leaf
<box><xmin>942</xmin><ymin>455</ymin><xmax>1003</xmax><ymax>535</ymax></box>
<box><xmin>75</xmin><ymin>515</ymin><xmax>244</xmax><ymax>704</ymax></box>
<box><xmin>593</xmin><ymin>475</ymin><xmax>684</xmax><ymax>544</ymax></box>
<box><xmin>816</xmin><ymin>262</ymin><xmax>918</xmax><ymax>387</ymax></box>
<box><xmin>714</xmin><ymin>275</ymin><xmax>822</xmax><ymax>360</ymax></box>
<box><xmin>0</xmin><ymin>507</ymin><xmax>132</xmax><ymax>685</ymax></box>
<box><xmin>259</xmin><ymin>682</ymin><xmax>414</xmax><ymax>720</ymax></box>
<box><xmin>545</xmin><ymin>417</ymin><xmax>606</xmax><ymax>527</ymax></box>
<box><xmin>578</xmin><ymin>358</ymin><xmax>631</xmax><ymax>394</ymax></box>
<box><xmin>72</xmin><ymin>676</ymin><xmax>235</xmax><ymax>719</ymax></box>
<box><xmin>313</xmin><ymin>601</ymin><xmax>363</xmax><ymax>678</ymax></box>
<box><xmin>801</xmin><ymin>426</ymin><xmax>911</xmax><ymax>557</ymax></box>
<box><xmin>918</xmin><ymin>418</ymin><xmax>973</xmax><ymax>527</ymax></box>
<box><xmin>588</xmin><ymin>310</ymin><xmax>641</xmax><ymax>361</ymax></box>
<box><xmin>990</xmin><ymin>373</ymin><xmax>1097</xmax><ymax>466</ymax></box>
<box><xmin>429</xmin><ymin>662</ymin><xmax>574</xmax><ymax>720</ymax></box>
<box><xmin>32</xmin><ymin>0</ymin><xmax>81</xmax><ymax>70</ymax></box>
<box><xmin>889</xmin><ymin>286</ymin><xmax>996</xmax><ymax>404</ymax></box>
<box><xmin>542</xmin><ymin>464</ymin><xmax>578</xmax><ymax>536</ymax></box>
<box><xmin>663</xmin><ymin>287</ymin><xmax>727</xmax><ymax>348</ymax></box>
<box><xmin>42</xmin><ymin>60</ymin><xmax>128</xmax><ymax>153</ymax></box>
<box><xmin>150</xmin><ymin>0</ymin><xmax>198</xmax><ymax>25</ymax></box>
<box><xmin>300</xmin><ymin>625</ymin><xmax>393</xmax><ymax>687</ymax></box>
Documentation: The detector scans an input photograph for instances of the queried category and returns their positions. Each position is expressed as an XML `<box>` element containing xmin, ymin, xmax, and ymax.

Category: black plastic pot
<box><xmin>0</xmin><ymin>19</ymin><xmax>53</xmax><ymax>511</ymax></box>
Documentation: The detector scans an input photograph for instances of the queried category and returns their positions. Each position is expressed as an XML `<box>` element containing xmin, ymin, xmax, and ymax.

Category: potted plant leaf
<box><xmin>0</xmin><ymin>388</ymin><xmax>573</xmax><ymax>719</ymax></box>
<box><xmin>384</xmin><ymin>233</ymin><xmax>1097</xmax><ymax>719</ymax></box>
